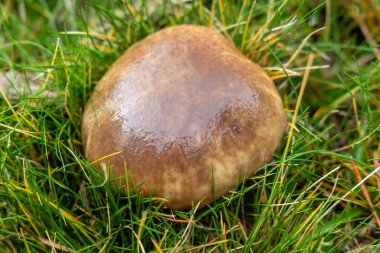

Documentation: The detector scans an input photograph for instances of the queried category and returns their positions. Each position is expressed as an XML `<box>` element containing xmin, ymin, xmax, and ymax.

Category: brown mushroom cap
<box><xmin>82</xmin><ymin>25</ymin><xmax>286</xmax><ymax>209</ymax></box>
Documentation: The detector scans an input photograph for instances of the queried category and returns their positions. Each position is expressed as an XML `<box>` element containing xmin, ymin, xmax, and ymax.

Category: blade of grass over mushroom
<box><xmin>90</xmin><ymin>151</ymin><xmax>123</xmax><ymax>165</ymax></box>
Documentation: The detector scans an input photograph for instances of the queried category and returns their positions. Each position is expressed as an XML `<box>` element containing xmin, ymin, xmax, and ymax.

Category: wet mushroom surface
<box><xmin>82</xmin><ymin>25</ymin><xmax>286</xmax><ymax>210</ymax></box>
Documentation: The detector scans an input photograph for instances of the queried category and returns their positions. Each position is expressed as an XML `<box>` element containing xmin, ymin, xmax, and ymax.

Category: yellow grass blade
<box><xmin>90</xmin><ymin>151</ymin><xmax>123</xmax><ymax>165</ymax></box>
<box><xmin>151</xmin><ymin>238</ymin><xmax>163</xmax><ymax>253</ymax></box>
<box><xmin>0</xmin><ymin>88</ymin><xmax>19</xmax><ymax>121</ymax></box>
<box><xmin>279</xmin><ymin>55</ymin><xmax>315</xmax><ymax>185</ymax></box>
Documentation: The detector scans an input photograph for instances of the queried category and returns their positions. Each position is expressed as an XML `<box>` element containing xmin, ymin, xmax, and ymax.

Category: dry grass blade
<box><xmin>59</xmin><ymin>31</ymin><xmax>116</xmax><ymax>40</ymax></box>
<box><xmin>279</xmin><ymin>54</ymin><xmax>315</xmax><ymax>184</ymax></box>
<box><xmin>20</xmin><ymin>228</ymin><xmax>31</xmax><ymax>253</ymax></box>
<box><xmin>137</xmin><ymin>211</ymin><xmax>148</xmax><ymax>253</ymax></box>
<box><xmin>128</xmin><ymin>228</ymin><xmax>146</xmax><ymax>253</ymax></box>
<box><xmin>374</xmin><ymin>152</ymin><xmax>380</xmax><ymax>192</ymax></box>
<box><xmin>316</xmin><ymin>165</ymin><xmax>380</xmax><ymax>226</ymax></box>
<box><xmin>43</xmin><ymin>38</ymin><xmax>60</xmax><ymax>88</ymax></box>
<box><xmin>42</xmin><ymin>232</ymin><xmax>75</xmax><ymax>253</ymax></box>
<box><xmin>156</xmin><ymin>215</ymin><xmax>193</xmax><ymax>223</ymax></box>
<box><xmin>0</xmin><ymin>86</ymin><xmax>19</xmax><ymax>121</ymax></box>
<box><xmin>285</xmin><ymin>27</ymin><xmax>325</xmax><ymax>68</ymax></box>
<box><xmin>0</xmin><ymin>122</ymin><xmax>39</xmax><ymax>138</ymax></box>
<box><xmin>151</xmin><ymin>238</ymin><xmax>163</xmax><ymax>253</ymax></box>
<box><xmin>1</xmin><ymin>1</ymin><xmax>380</xmax><ymax>252</ymax></box>
<box><xmin>173</xmin><ymin>202</ymin><xmax>200</xmax><ymax>253</ymax></box>
<box><xmin>350</xmin><ymin>161</ymin><xmax>380</xmax><ymax>228</ymax></box>
<box><xmin>350</xmin><ymin>9</ymin><xmax>380</xmax><ymax>60</ymax></box>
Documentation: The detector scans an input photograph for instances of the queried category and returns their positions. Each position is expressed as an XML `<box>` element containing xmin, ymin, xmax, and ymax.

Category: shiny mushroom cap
<box><xmin>82</xmin><ymin>25</ymin><xmax>286</xmax><ymax>210</ymax></box>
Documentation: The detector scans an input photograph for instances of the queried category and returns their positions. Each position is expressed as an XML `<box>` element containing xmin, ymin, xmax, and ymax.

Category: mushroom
<box><xmin>82</xmin><ymin>25</ymin><xmax>286</xmax><ymax>209</ymax></box>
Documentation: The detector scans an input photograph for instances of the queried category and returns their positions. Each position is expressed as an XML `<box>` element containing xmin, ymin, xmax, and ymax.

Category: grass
<box><xmin>0</xmin><ymin>0</ymin><xmax>379</xmax><ymax>252</ymax></box>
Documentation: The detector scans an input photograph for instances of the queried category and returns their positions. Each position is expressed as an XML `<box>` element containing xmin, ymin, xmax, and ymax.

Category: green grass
<box><xmin>1</xmin><ymin>0</ymin><xmax>379</xmax><ymax>252</ymax></box>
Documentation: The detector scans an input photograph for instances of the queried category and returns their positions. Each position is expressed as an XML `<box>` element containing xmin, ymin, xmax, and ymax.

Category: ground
<box><xmin>0</xmin><ymin>0</ymin><xmax>379</xmax><ymax>252</ymax></box>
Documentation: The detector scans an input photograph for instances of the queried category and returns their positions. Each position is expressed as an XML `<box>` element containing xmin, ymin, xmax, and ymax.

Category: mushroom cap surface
<box><xmin>82</xmin><ymin>25</ymin><xmax>286</xmax><ymax>209</ymax></box>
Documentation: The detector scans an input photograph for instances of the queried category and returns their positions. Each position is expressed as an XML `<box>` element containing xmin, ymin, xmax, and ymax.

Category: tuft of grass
<box><xmin>1</xmin><ymin>0</ymin><xmax>379</xmax><ymax>252</ymax></box>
